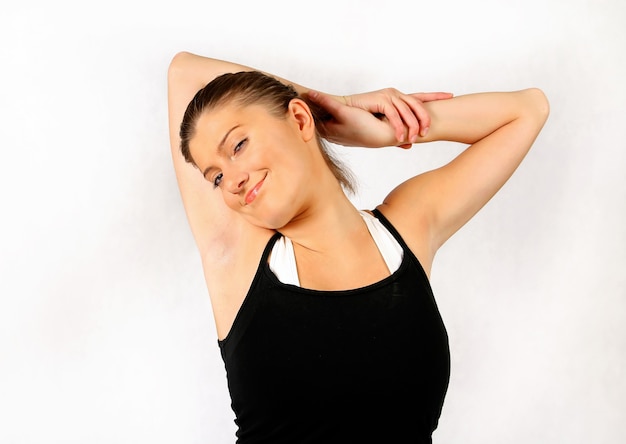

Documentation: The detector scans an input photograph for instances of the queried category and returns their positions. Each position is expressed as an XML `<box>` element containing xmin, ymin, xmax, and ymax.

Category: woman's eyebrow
<box><xmin>202</xmin><ymin>124</ymin><xmax>241</xmax><ymax>177</ymax></box>
<box><xmin>218</xmin><ymin>124</ymin><xmax>241</xmax><ymax>153</ymax></box>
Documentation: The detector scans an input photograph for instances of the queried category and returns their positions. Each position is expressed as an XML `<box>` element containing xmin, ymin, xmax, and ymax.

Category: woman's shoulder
<box><xmin>374</xmin><ymin>203</ymin><xmax>435</xmax><ymax>278</ymax></box>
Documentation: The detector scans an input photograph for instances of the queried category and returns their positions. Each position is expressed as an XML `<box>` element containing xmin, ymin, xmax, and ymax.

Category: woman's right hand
<box><xmin>306</xmin><ymin>89</ymin><xmax>452</xmax><ymax>148</ymax></box>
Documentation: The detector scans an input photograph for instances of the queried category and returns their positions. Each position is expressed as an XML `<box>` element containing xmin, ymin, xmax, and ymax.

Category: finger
<box><xmin>411</xmin><ymin>92</ymin><xmax>454</xmax><ymax>102</ymax></box>
<box><xmin>391</xmin><ymin>96</ymin><xmax>420</xmax><ymax>143</ymax></box>
<box><xmin>402</xmin><ymin>94</ymin><xmax>432</xmax><ymax>138</ymax></box>
<box><xmin>377</xmin><ymin>99</ymin><xmax>405</xmax><ymax>142</ymax></box>
<box><xmin>406</xmin><ymin>92</ymin><xmax>453</xmax><ymax>137</ymax></box>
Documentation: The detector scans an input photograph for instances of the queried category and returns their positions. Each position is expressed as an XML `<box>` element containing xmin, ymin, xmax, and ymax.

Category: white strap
<box><xmin>359</xmin><ymin>211</ymin><xmax>403</xmax><ymax>273</ymax></box>
<box><xmin>269</xmin><ymin>211</ymin><xmax>403</xmax><ymax>286</ymax></box>
<box><xmin>268</xmin><ymin>235</ymin><xmax>300</xmax><ymax>286</ymax></box>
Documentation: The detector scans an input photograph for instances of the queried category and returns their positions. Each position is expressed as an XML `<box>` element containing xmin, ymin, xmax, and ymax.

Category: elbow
<box><xmin>170</xmin><ymin>51</ymin><xmax>192</xmax><ymax>65</ymax></box>
<box><xmin>167</xmin><ymin>51</ymin><xmax>194</xmax><ymax>81</ymax></box>
<box><xmin>527</xmin><ymin>87</ymin><xmax>550</xmax><ymax>124</ymax></box>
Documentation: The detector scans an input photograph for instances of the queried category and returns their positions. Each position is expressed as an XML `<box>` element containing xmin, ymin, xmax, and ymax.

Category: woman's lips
<box><xmin>245</xmin><ymin>179</ymin><xmax>264</xmax><ymax>205</ymax></box>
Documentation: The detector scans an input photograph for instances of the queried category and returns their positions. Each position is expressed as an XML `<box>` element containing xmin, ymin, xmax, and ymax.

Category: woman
<box><xmin>167</xmin><ymin>51</ymin><xmax>549</xmax><ymax>443</ymax></box>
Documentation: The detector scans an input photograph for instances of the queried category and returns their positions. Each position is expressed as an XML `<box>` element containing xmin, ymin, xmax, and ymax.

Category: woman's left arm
<box><xmin>379</xmin><ymin>88</ymin><xmax>550</xmax><ymax>259</ymax></box>
<box><xmin>307</xmin><ymin>89</ymin><xmax>452</xmax><ymax>148</ymax></box>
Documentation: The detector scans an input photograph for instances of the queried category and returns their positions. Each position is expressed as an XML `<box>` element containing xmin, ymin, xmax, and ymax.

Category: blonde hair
<box><xmin>179</xmin><ymin>71</ymin><xmax>355</xmax><ymax>194</ymax></box>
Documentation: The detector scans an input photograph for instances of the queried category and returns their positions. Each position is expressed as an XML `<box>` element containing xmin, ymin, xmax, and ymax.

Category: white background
<box><xmin>1</xmin><ymin>1</ymin><xmax>624</xmax><ymax>443</ymax></box>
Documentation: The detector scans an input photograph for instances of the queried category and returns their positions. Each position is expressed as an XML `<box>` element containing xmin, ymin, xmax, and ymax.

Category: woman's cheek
<box><xmin>222</xmin><ymin>193</ymin><xmax>240</xmax><ymax>212</ymax></box>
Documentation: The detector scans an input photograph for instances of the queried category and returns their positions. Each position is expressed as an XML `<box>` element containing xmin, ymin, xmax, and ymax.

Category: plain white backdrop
<box><xmin>1</xmin><ymin>1</ymin><xmax>624</xmax><ymax>443</ymax></box>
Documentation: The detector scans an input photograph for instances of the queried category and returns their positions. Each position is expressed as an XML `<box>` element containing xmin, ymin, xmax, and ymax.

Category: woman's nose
<box><xmin>224</xmin><ymin>170</ymin><xmax>249</xmax><ymax>194</ymax></box>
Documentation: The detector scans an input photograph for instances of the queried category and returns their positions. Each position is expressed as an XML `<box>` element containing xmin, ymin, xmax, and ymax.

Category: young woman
<box><xmin>167</xmin><ymin>51</ymin><xmax>549</xmax><ymax>443</ymax></box>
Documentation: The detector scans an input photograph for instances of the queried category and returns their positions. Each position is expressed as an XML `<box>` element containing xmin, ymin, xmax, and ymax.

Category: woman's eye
<box><xmin>234</xmin><ymin>138</ymin><xmax>247</xmax><ymax>154</ymax></box>
<box><xmin>213</xmin><ymin>173</ymin><xmax>223</xmax><ymax>189</ymax></box>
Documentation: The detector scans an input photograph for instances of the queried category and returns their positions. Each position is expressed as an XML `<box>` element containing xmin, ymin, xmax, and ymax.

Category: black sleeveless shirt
<box><xmin>218</xmin><ymin>210</ymin><xmax>450</xmax><ymax>443</ymax></box>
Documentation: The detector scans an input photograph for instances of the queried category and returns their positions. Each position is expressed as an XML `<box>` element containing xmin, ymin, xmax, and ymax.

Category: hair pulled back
<box><xmin>179</xmin><ymin>71</ymin><xmax>355</xmax><ymax>193</ymax></box>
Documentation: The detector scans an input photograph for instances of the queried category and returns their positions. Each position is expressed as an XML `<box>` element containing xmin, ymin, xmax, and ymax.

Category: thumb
<box><xmin>307</xmin><ymin>90</ymin><xmax>346</xmax><ymax>120</ymax></box>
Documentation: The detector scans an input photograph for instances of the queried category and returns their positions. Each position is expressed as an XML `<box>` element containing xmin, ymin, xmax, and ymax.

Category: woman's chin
<box><xmin>242</xmin><ymin>212</ymin><xmax>291</xmax><ymax>232</ymax></box>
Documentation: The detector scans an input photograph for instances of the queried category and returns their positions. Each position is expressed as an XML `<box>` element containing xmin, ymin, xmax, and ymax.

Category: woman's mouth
<box><xmin>245</xmin><ymin>179</ymin><xmax>265</xmax><ymax>205</ymax></box>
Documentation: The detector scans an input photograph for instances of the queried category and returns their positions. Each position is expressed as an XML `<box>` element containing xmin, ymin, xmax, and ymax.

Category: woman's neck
<box><xmin>277</xmin><ymin>183</ymin><xmax>365</xmax><ymax>255</ymax></box>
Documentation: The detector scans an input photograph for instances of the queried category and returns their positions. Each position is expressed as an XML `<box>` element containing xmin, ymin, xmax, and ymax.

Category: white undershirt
<box><xmin>269</xmin><ymin>211</ymin><xmax>403</xmax><ymax>286</ymax></box>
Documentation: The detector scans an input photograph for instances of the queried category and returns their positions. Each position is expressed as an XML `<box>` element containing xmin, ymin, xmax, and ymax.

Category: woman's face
<box><xmin>188</xmin><ymin>100</ymin><xmax>321</xmax><ymax>230</ymax></box>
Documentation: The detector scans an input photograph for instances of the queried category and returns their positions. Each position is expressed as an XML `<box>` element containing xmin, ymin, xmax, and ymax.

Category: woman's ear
<box><xmin>288</xmin><ymin>98</ymin><xmax>316</xmax><ymax>142</ymax></box>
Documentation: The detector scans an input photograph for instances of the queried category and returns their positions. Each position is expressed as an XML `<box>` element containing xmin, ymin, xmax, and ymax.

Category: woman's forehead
<box><xmin>192</xmin><ymin>105</ymin><xmax>243</xmax><ymax>147</ymax></box>
<box><xmin>188</xmin><ymin>103</ymin><xmax>278</xmax><ymax>162</ymax></box>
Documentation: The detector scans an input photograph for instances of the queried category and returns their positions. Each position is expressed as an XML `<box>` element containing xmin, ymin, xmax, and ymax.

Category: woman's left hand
<box><xmin>306</xmin><ymin>89</ymin><xmax>452</xmax><ymax>148</ymax></box>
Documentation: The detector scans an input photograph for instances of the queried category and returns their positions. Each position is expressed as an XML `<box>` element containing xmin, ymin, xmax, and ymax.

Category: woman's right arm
<box><xmin>168</xmin><ymin>52</ymin><xmax>264</xmax><ymax>257</ymax></box>
<box><xmin>168</xmin><ymin>53</ymin><xmax>281</xmax><ymax>338</ymax></box>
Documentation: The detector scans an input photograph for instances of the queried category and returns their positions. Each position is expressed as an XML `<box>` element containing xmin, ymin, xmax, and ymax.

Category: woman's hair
<box><xmin>179</xmin><ymin>71</ymin><xmax>355</xmax><ymax>193</ymax></box>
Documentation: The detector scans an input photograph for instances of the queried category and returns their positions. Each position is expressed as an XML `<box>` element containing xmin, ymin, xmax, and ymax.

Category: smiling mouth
<box><xmin>245</xmin><ymin>178</ymin><xmax>265</xmax><ymax>205</ymax></box>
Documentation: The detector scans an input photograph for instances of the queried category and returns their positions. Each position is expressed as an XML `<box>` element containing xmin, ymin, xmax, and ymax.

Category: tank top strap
<box><xmin>218</xmin><ymin>231</ymin><xmax>282</xmax><ymax>350</ymax></box>
<box><xmin>268</xmin><ymin>235</ymin><xmax>299</xmax><ymax>286</ymax></box>
<box><xmin>359</xmin><ymin>210</ymin><xmax>403</xmax><ymax>273</ymax></box>
<box><xmin>371</xmin><ymin>209</ymin><xmax>413</xmax><ymax>257</ymax></box>
<box><xmin>261</xmin><ymin>231</ymin><xmax>283</xmax><ymax>263</ymax></box>
<box><xmin>371</xmin><ymin>208</ymin><xmax>434</xmax><ymax>292</ymax></box>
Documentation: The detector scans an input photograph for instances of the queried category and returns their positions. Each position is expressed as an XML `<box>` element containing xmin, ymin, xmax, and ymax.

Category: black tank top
<box><xmin>218</xmin><ymin>210</ymin><xmax>450</xmax><ymax>443</ymax></box>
